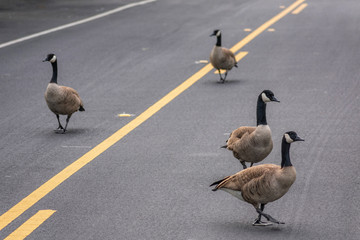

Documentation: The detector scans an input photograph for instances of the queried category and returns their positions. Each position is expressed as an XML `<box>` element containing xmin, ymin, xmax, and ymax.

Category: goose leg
<box><xmin>217</xmin><ymin>69</ymin><xmax>225</xmax><ymax>83</ymax></box>
<box><xmin>55</xmin><ymin>114</ymin><xmax>64</xmax><ymax>131</ymax></box>
<box><xmin>63</xmin><ymin>114</ymin><xmax>72</xmax><ymax>133</ymax></box>
<box><xmin>254</xmin><ymin>205</ymin><xmax>284</xmax><ymax>225</ymax></box>
<box><xmin>58</xmin><ymin>114</ymin><xmax>72</xmax><ymax>134</ymax></box>
<box><xmin>240</xmin><ymin>161</ymin><xmax>247</xmax><ymax>169</ymax></box>
<box><xmin>223</xmin><ymin>70</ymin><xmax>228</xmax><ymax>82</ymax></box>
<box><xmin>253</xmin><ymin>204</ymin><xmax>272</xmax><ymax>226</ymax></box>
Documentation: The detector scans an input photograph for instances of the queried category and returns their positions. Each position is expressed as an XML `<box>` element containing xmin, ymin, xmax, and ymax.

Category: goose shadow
<box><xmin>55</xmin><ymin>128</ymin><xmax>89</xmax><ymax>135</ymax></box>
<box><xmin>202</xmin><ymin>78</ymin><xmax>249</xmax><ymax>85</ymax></box>
<box><xmin>41</xmin><ymin>127</ymin><xmax>90</xmax><ymax>135</ymax></box>
<box><xmin>210</xmin><ymin>220</ymin><xmax>286</xmax><ymax>237</ymax></box>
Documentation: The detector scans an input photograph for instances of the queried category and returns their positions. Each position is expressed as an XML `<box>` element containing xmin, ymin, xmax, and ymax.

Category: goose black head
<box><xmin>210</xmin><ymin>29</ymin><xmax>221</xmax><ymax>37</ymax></box>
<box><xmin>43</xmin><ymin>53</ymin><xmax>57</xmax><ymax>63</ymax></box>
<box><xmin>284</xmin><ymin>131</ymin><xmax>305</xmax><ymax>143</ymax></box>
<box><xmin>261</xmin><ymin>90</ymin><xmax>280</xmax><ymax>103</ymax></box>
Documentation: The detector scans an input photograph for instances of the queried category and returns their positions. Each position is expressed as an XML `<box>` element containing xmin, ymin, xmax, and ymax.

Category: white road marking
<box><xmin>118</xmin><ymin>113</ymin><xmax>135</xmax><ymax>117</ymax></box>
<box><xmin>195</xmin><ymin>60</ymin><xmax>209</xmax><ymax>64</ymax></box>
<box><xmin>0</xmin><ymin>0</ymin><xmax>157</xmax><ymax>49</ymax></box>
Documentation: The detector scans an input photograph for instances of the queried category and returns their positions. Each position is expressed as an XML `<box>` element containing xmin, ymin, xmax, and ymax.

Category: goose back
<box><xmin>210</xmin><ymin>46</ymin><xmax>237</xmax><ymax>70</ymax></box>
<box><xmin>45</xmin><ymin>83</ymin><xmax>84</xmax><ymax>115</ymax></box>
<box><xmin>228</xmin><ymin>125</ymin><xmax>273</xmax><ymax>163</ymax></box>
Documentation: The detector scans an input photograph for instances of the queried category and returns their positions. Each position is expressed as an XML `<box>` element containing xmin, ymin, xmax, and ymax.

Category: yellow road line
<box><xmin>0</xmin><ymin>63</ymin><xmax>212</xmax><ymax>232</ymax></box>
<box><xmin>4</xmin><ymin>210</ymin><xmax>56</xmax><ymax>240</ymax></box>
<box><xmin>214</xmin><ymin>51</ymin><xmax>248</xmax><ymax>74</ymax></box>
<box><xmin>0</xmin><ymin>0</ymin><xmax>305</xmax><ymax>232</ymax></box>
<box><xmin>292</xmin><ymin>3</ymin><xmax>308</xmax><ymax>14</ymax></box>
<box><xmin>229</xmin><ymin>0</ymin><xmax>305</xmax><ymax>53</ymax></box>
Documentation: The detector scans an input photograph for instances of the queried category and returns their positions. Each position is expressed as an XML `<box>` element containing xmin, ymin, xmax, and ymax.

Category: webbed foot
<box><xmin>54</xmin><ymin>128</ymin><xmax>66</xmax><ymax>134</ymax></box>
<box><xmin>252</xmin><ymin>219</ymin><xmax>273</xmax><ymax>226</ymax></box>
<box><xmin>258</xmin><ymin>212</ymin><xmax>284</xmax><ymax>224</ymax></box>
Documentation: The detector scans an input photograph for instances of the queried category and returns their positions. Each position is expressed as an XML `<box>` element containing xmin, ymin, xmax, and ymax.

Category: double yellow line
<box><xmin>0</xmin><ymin>0</ymin><xmax>306</xmax><ymax>236</ymax></box>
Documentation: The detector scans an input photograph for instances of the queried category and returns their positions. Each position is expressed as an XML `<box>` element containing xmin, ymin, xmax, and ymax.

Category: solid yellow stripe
<box><xmin>0</xmin><ymin>63</ymin><xmax>213</xmax><ymax>232</ymax></box>
<box><xmin>0</xmin><ymin>0</ymin><xmax>304</xmax><ymax>231</ymax></box>
<box><xmin>4</xmin><ymin>210</ymin><xmax>56</xmax><ymax>240</ymax></box>
<box><xmin>214</xmin><ymin>51</ymin><xmax>248</xmax><ymax>74</ymax></box>
<box><xmin>292</xmin><ymin>3</ymin><xmax>308</xmax><ymax>14</ymax></box>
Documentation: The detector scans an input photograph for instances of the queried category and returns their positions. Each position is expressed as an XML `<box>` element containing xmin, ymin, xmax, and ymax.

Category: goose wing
<box><xmin>222</xmin><ymin>48</ymin><xmax>236</xmax><ymax>60</ymax></box>
<box><xmin>222</xmin><ymin>48</ymin><xmax>237</xmax><ymax>66</ymax></box>
<box><xmin>211</xmin><ymin>165</ymin><xmax>270</xmax><ymax>191</ymax></box>
<box><xmin>240</xmin><ymin>165</ymin><xmax>279</xmax><ymax>203</ymax></box>
<box><xmin>62</xmin><ymin>86</ymin><xmax>81</xmax><ymax>98</ymax></box>
<box><xmin>211</xmin><ymin>164</ymin><xmax>280</xmax><ymax>204</ymax></box>
<box><xmin>226</xmin><ymin>126</ymin><xmax>256</xmax><ymax>150</ymax></box>
<box><xmin>60</xmin><ymin>86</ymin><xmax>84</xmax><ymax>111</ymax></box>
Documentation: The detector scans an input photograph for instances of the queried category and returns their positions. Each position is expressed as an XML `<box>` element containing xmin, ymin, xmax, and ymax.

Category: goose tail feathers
<box><xmin>210</xmin><ymin>179</ymin><xmax>224</xmax><ymax>189</ymax></box>
<box><xmin>210</xmin><ymin>176</ymin><xmax>231</xmax><ymax>191</ymax></box>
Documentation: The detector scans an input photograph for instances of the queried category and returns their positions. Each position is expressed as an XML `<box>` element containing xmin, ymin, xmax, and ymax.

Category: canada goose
<box><xmin>43</xmin><ymin>53</ymin><xmax>85</xmax><ymax>133</ymax></box>
<box><xmin>222</xmin><ymin>90</ymin><xmax>279</xmax><ymax>169</ymax></box>
<box><xmin>211</xmin><ymin>131</ymin><xmax>304</xmax><ymax>226</ymax></box>
<box><xmin>210</xmin><ymin>29</ymin><xmax>238</xmax><ymax>83</ymax></box>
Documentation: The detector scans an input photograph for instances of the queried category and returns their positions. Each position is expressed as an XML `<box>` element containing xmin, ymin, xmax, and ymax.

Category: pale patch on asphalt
<box><xmin>118</xmin><ymin>113</ymin><xmax>135</xmax><ymax>117</ymax></box>
<box><xmin>195</xmin><ymin>60</ymin><xmax>209</xmax><ymax>64</ymax></box>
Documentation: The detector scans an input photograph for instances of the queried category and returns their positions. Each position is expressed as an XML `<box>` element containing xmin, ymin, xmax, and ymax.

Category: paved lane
<box><xmin>0</xmin><ymin>0</ymin><xmax>359</xmax><ymax>239</ymax></box>
<box><xmin>0</xmin><ymin>0</ymin><xmax>136</xmax><ymax>43</ymax></box>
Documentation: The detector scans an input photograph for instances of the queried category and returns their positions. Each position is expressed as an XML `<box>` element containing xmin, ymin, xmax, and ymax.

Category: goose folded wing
<box><xmin>222</xmin><ymin>48</ymin><xmax>235</xmax><ymax>58</ymax></box>
<box><xmin>60</xmin><ymin>86</ymin><xmax>83</xmax><ymax>109</ymax></box>
<box><xmin>227</xmin><ymin>127</ymin><xmax>256</xmax><ymax>148</ymax></box>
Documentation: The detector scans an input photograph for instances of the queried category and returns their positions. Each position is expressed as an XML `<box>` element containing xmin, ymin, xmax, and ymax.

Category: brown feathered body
<box><xmin>227</xmin><ymin>125</ymin><xmax>273</xmax><ymax>165</ymax></box>
<box><xmin>213</xmin><ymin>164</ymin><xmax>296</xmax><ymax>209</ymax></box>
<box><xmin>45</xmin><ymin>83</ymin><xmax>84</xmax><ymax>115</ymax></box>
<box><xmin>210</xmin><ymin>46</ymin><xmax>237</xmax><ymax>71</ymax></box>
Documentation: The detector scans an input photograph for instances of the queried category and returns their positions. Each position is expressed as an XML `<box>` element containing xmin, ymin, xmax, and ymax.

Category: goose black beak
<box><xmin>272</xmin><ymin>97</ymin><xmax>280</xmax><ymax>103</ymax></box>
<box><xmin>295</xmin><ymin>137</ymin><xmax>304</xmax><ymax>142</ymax></box>
<box><xmin>42</xmin><ymin>59</ymin><xmax>48</xmax><ymax>62</ymax></box>
<box><xmin>210</xmin><ymin>33</ymin><xmax>215</xmax><ymax>37</ymax></box>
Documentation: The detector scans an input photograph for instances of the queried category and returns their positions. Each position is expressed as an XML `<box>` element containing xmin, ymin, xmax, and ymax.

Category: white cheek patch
<box><xmin>216</xmin><ymin>31</ymin><xmax>221</xmax><ymax>37</ymax></box>
<box><xmin>261</xmin><ymin>92</ymin><xmax>271</xmax><ymax>102</ymax></box>
<box><xmin>284</xmin><ymin>133</ymin><xmax>294</xmax><ymax>143</ymax></box>
<box><xmin>50</xmin><ymin>55</ymin><xmax>57</xmax><ymax>63</ymax></box>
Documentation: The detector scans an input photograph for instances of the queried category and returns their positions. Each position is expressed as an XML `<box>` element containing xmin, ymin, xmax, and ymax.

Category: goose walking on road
<box><xmin>222</xmin><ymin>90</ymin><xmax>279</xmax><ymax>169</ymax></box>
<box><xmin>212</xmin><ymin>131</ymin><xmax>304</xmax><ymax>226</ymax></box>
<box><xmin>43</xmin><ymin>53</ymin><xmax>85</xmax><ymax>133</ymax></box>
<box><xmin>210</xmin><ymin>29</ymin><xmax>238</xmax><ymax>83</ymax></box>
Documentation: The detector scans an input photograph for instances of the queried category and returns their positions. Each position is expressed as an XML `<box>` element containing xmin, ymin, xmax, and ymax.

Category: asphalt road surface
<box><xmin>1</xmin><ymin>0</ymin><xmax>359</xmax><ymax>239</ymax></box>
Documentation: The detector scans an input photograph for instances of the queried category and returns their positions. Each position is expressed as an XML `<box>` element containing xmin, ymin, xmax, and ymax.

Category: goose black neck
<box><xmin>50</xmin><ymin>61</ymin><xmax>58</xmax><ymax>83</ymax></box>
<box><xmin>215</xmin><ymin>34</ymin><xmax>222</xmax><ymax>47</ymax></box>
<box><xmin>256</xmin><ymin>96</ymin><xmax>267</xmax><ymax>125</ymax></box>
<box><xmin>281</xmin><ymin>137</ymin><xmax>292</xmax><ymax>168</ymax></box>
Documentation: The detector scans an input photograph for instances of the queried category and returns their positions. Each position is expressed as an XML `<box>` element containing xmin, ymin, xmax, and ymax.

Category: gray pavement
<box><xmin>0</xmin><ymin>0</ymin><xmax>359</xmax><ymax>239</ymax></box>
<box><xmin>0</xmin><ymin>0</ymin><xmax>134</xmax><ymax>43</ymax></box>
